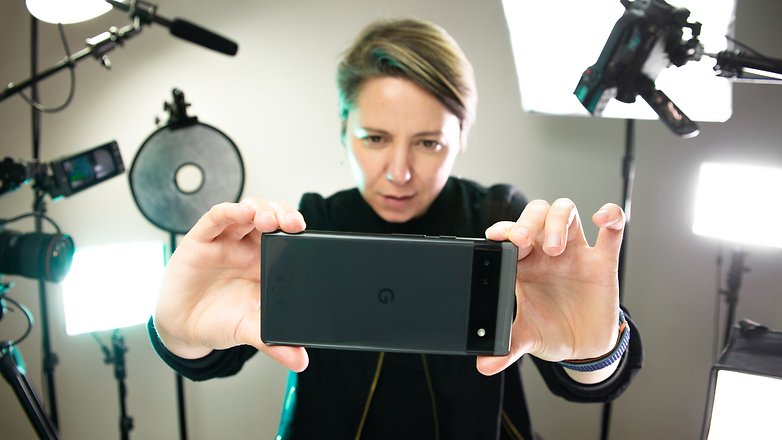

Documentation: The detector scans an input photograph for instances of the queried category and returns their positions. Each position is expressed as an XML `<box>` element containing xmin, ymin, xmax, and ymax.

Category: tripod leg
<box><xmin>0</xmin><ymin>342</ymin><xmax>61</xmax><ymax>440</ymax></box>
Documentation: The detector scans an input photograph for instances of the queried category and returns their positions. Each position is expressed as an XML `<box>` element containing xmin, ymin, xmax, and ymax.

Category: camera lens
<box><xmin>0</xmin><ymin>230</ymin><xmax>74</xmax><ymax>282</ymax></box>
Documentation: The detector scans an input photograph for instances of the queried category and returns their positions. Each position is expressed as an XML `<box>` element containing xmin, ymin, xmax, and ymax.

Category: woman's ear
<box><xmin>340</xmin><ymin>118</ymin><xmax>348</xmax><ymax>146</ymax></box>
<box><xmin>459</xmin><ymin>130</ymin><xmax>468</xmax><ymax>155</ymax></box>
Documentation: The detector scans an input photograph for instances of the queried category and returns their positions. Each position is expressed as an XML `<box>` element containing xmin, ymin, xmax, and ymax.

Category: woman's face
<box><xmin>344</xmin><ymin>76</ymin><xmax>462</xmax><ymax>223</ymax></box>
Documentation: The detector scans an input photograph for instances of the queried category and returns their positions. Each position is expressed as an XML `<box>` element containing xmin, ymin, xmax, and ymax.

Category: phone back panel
<box><xmin>261</xmin><ymin>231</ymin><xmax>515</xmax><ymax>355</ymax></box>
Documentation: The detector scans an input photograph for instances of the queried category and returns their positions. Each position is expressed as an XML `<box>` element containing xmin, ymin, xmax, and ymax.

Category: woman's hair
<box><xmin>337</xmin><ymin>18</ymin><xmax>477</xmax><ymax>144</ymax></box>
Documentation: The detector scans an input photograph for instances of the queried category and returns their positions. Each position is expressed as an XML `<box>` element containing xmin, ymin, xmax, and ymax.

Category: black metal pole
<box><xmin>170</xmin><ymin>232</ymin><xmax>188</xmax><ymax>440</ymax></box>
<box><xmin>618</xmin><ymin>118</ymin><xmax>636</xmax><ymax>295</ymax></box>
<box><xmin>35</xmin><ymin>204</ymin><xmax>59</xmax><ymax>428</ymax></box>
<box><xmin>109</xmin><ymin>330</ymin><xmax>133</xmax><ymax>440</ymax></box>
<box><xmin>601</xmin><ymin>119</ymin><xmax>636</xmax><ymax>440</ymax></box>
<box><xmin>176</xmin><ymin>372</ymin><xmax>187</xmax><ymax>440</ymax></box>
<box><xmin>30</xmin><ymin>15</ymin><xmax>41</xmax><ymax>161</ymax></box>
<box><xmin>30</xmin><ymin>15</ymin><xmax>61</xmax><ymax>429</ymax></box>
<box><xmin>721</xmin><ymin>248</ymin><xmax>746</xmax><ymax>349</ymax></box>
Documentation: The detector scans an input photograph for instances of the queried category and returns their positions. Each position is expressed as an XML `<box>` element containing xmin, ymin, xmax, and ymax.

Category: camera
<box><xmin>0</xmin><ymin>140</ymin><xmax>124</xmax><ymax>199</ymax></box>
<box><xmin>574</xmin><ymin>0</ymin><xmax>703</xmax><ymax>137</ymax></box>
<box><xmin>0</xmin><ymin>140</ymin><xmax>123</xmax><ymax>282</ymax></box>
<box><xmin>0</xmin><ymin>226</ymin><xmax>74</xmax><ymax>282</ymax></box>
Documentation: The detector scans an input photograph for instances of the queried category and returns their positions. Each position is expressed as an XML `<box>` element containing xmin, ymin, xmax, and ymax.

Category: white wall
<box><xmin>0</xmin><ymin>0</ymin><xmax>780</xmax><ymax>439</ymax></box>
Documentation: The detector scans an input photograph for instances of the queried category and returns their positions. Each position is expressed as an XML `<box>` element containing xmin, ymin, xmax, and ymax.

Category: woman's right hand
<box><xmin>152</xmin><ymin>198</ymin><xmax>309</xmax><ymax>372</ymax></box>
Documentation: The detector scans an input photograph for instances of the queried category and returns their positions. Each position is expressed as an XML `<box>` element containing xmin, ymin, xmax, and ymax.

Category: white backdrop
<box><xmin>0</xmin><ymin>1</ymin><xmax>781</xmax><ymax>439</ymax></box>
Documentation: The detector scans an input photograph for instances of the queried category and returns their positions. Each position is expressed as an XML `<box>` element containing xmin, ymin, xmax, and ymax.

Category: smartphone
<box><xmin>260</xmin><ymin>230</ymin><xmax>518</xmax><ymax>356</ymax></box>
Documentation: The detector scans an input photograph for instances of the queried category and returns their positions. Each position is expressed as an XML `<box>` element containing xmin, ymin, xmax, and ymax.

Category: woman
<box><xmin>150</xmin><ymin>18</ymin><xmax>643</xmax><ymax>439</ymax></box>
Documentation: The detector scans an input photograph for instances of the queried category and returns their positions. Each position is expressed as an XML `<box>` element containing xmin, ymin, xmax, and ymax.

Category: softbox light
<box><xmin>61</xmin><ymin>241</ymin><xmax>166</xmax><ymax>335</ymax></box>
<box><xmin>692</xmin><ymin>162</ymin><xmax>782</xmax><ymax>249</ymax></box>
<box><xmin>501</xmin><ymin>0</ymin><xmax>735</xmax><ymax>123</ymax></box>
<box><xmin>702</xmin><ymin>320</ymin><xmax>782</xmax><ymax>439</ymax></box>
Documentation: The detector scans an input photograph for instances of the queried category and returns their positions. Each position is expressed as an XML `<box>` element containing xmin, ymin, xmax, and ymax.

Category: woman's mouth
<box><xmin>382</xmin><ymin>193</ymin><xmax>415</xmax><ymax>208</ymax></box>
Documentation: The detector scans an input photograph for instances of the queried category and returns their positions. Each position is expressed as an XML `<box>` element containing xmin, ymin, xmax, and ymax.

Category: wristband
<box><xmin>558</xmin><ymin>309</ymin><xmax>630</xmax><ymax>372</ymax></box>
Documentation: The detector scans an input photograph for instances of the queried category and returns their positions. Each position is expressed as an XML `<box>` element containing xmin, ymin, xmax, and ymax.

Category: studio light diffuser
<box><xmin>692</xmin><ymin>162</ymin><xmax>782</xmax><ymax>248</ymax></box>
<box><xmin>61</xmin><ymin>241</ymin><xmax>166</xmax><ymax>335</ymax></box>
<box><xmin>703</xmin><ymin>321</ymin><xmax>782</xmax><ymax>439</ymax></box>
<box><xmin>501</xmin><ymin>0</ymin><xmax>735</xmax><ymax>122</ymax></box>
<box><xmin>706</xmin><ymin>370</ymin><xmax>782</xmax><ymax>439</ymax></box>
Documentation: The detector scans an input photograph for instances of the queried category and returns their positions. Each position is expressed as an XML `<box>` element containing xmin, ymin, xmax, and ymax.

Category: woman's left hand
<box><xmin>476</xmin><ymin>199</ymin><xmax>626</xmax><ymax>377</ymax></box>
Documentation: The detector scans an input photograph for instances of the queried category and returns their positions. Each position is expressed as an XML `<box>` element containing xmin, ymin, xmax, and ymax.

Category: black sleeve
<box><xmin>532</xmin><ymin>307</ymin><xmax>644</xmax><ymax>402</ymax></box>
<box><xmin>298</xmin><ymin>192</ymin><xmax>329</xmax><ymax>229</ymax></box>
<box><xmin>147</xmin><ymin>317</ymin><xmax>258</xmax><ymax>381</ymax></box>
<box><xmin>481</xmin><ymin>183</ymin><xmax>527</xmax><ymax>227</ymax></box>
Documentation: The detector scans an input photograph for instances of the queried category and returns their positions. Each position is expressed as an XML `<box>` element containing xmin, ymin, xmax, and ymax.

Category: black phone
<box><xmin>260</xmin><ymin>230</ymin><xmax>518</xmax><ymax>356</ymax></box>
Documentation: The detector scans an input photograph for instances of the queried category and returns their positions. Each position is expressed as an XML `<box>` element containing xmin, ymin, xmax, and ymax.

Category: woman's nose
<box><xmin>384</xmin><ymin>144</ymin><xmax>412</xmax><ymax>184</ymax></box>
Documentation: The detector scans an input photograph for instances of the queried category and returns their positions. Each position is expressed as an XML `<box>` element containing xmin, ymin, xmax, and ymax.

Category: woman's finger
<box><xmin>192</xmin><ymin>202</ymin><xmax>256</xmax><ymax>243</ymax></box>
<box><xmin>504</xmin><ymin>200</ymin><xmax>550</xmax><ymax>259</ymax></box>
<box><xmin>542</xmin><ymin>198</ymin><xmax>582</xmax><ymax>256</ymax></box>
<box><xmin>593</xmin><ymin>203</ymin><xmax>626</xmax><ymax>258</ymax></box>
<box><xmin>268</xmin><ymin>201</ymin><xmax>307</xmax><ymax>233</ymax></box>
<box><xmin>231</xmin><ymin>288</ymin><xmax>310</xmax><ymax>372</ymax></box>
<box><xmin>241</xmin><ymin>198</ymin><xmax>306</xmax><ymax>233</ymax></box>
<box><xmin>475</xmin><ymin>326</ymin><xmax>535</xmax><ymax>376</ymax></box>
<box><xmin>262</xmin><ymin>345</ymin><xmax>310</xmax><ymax>372</ymax></box>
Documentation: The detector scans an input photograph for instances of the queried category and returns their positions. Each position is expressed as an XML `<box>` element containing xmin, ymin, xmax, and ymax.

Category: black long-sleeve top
<box><xmin>148</xmin><ymin>177</ymin><xmax>644</xmax><ymax>440</ymax></box>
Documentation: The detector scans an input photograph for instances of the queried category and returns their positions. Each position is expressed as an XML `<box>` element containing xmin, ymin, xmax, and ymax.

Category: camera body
<box><xmin>47</xmin><ymin>140</ymin><xmax>124</xmax><ymax>199</ymax></box>
<box><xmin>574</xmin><ymin>0</ymin><xmax>703</xmax><ymax>137</ymax></box>
<box><xmin>0</xmin><ymin>140</ymin><xmax>124</xmax><ymax>199</ymax></box>
<box><xmin>0</xmin><ymin>142</ymin><xmax>119</xmax><ymax>282</ymax></box>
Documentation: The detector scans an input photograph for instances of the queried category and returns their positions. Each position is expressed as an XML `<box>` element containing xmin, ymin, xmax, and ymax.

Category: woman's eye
<box><xmin>361</xmin><ymin>135</ymin><xmax>385</xmax><ymax>145</ymax></box>
<box><xmin>418</xmin><ymin>140</ymin><xmax>442</xmax><ymax>151</ymax></box>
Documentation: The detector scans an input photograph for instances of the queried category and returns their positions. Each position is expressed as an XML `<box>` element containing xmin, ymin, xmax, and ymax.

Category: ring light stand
<box><xmin>129</xmin><ymin>89</ymin><xmax>245</xmax><ymax>440</ymax></box>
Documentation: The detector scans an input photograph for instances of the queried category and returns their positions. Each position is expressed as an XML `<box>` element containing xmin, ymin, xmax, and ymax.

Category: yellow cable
<box><xmin>420</xmin><ymin>354</ymin><xmax>440</xmax><ymax>440</ymax></box>
<box><xmin>501</xmin><ymin>409</ymin><xmax>525</xmax><ymax>440</ymax></box>
<box><xmin>355</xmin><ymin>352</ymin><xmax>385</xmax><ymax>440</ymax></box>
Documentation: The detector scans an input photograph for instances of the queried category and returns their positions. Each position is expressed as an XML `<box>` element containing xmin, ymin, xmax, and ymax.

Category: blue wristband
<box><xmin>558</xmin><ymin>309</ymin><xmax>630</xmax><ymax>373</ymax></box>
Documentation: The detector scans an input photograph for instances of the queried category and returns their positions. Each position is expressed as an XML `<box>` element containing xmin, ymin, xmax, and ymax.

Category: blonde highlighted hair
<box><xmin>337</xmin><ymin>18</ymin><xmax>477</xmax><ymax>144</ymax></box>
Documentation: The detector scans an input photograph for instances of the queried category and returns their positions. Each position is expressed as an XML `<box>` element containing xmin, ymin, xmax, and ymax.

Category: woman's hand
<box><xmin>477</xmin><ymin>199</ymin><xmax>626</xmax><ymax>380</ymax></box>
<box><xmin>153</xmin><ymin>198</ymin><xmax>310</xmax><ymax>372</ymax></box>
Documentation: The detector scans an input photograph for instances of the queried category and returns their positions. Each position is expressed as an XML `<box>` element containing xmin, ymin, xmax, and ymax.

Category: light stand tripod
<box><xmin>128</xmin><ymin>89</ymin><xmax>245</xmax><ymax>440</ymax></box>
<box><xmin>719</xmin><ymin>247</ymin><xmax>749</xmax><ymax>350</ymax></box>
<box><xmin>600</xmin><ymin>118</ymin><xmax>636</xmax><ymax>440</ymax></box>
<box><xmin>170</xmin><ymin>233</ymin><xmax>188</xmax><ymax>440</ymax></box>
<box><xmin>594</xmin><ymin>27</ymin><xmax>782</xmax><ymax>440</ymax></box>
<box><xmin>33</xmin><ymin>192</ymin><xmax>62</xmax><ymax>429</ymax></box>
<box><xmin>0</xmin><ymin>281</ymin><xmax>61</xmax><ymax>440</ymax></box>
<box><xmin>2</xmin><ymin>5</ymin><xmax>237</xmax><ymax>438</ymax></box>
<box><xmin>28</xmin><ymin>16</ymin><xmax>62</xmax><ymax>429</ymax></box>
<box><xmin>0</xmin><ymin>342</ymin><xmax>61</xmax><ymax>440</ymax></box>
<box><xmin>93</xmin><ymin>329</ymin><xmax>134</xmax><ymax>440</ymax></box>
